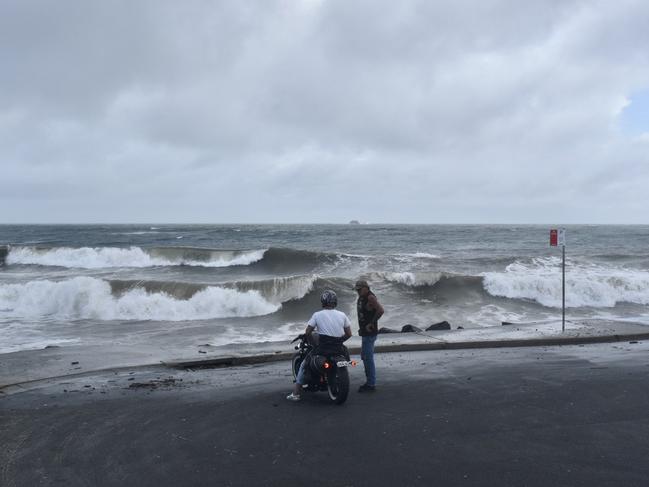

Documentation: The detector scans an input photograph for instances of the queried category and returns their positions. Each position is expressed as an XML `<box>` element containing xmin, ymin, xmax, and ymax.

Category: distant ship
<box><xmin>349</xmin><ymin>220</ymin><xmax>361</xmax><ymax>225</ymax></box>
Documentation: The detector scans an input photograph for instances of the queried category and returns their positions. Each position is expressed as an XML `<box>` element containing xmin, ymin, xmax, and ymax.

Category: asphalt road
<box><xmin>2</xmin><ymin>343</ymin><xmax>649</xmax><ymax>487</ymax></box>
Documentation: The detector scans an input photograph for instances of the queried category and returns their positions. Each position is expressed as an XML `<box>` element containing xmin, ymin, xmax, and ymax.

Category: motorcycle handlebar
<box><xmin>291</xmin><ymin>334</ymin><xmax>305</xmax><ymax>343</ymax></box>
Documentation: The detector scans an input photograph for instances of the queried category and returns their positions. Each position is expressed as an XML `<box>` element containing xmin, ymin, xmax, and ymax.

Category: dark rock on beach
<box><xmin>426</xmin><ymin>321</ymin><xmax>451</xmax><ymax>331</ymax></box>
<box><xmin>0</xmin><ymin>245</ymin><xmax>7</xmax><ymax>266</ymax></box>
<box><xmin>401</xmin><ymin>324</ymin><xmax>423</xmax><ymax>333</ymax></box>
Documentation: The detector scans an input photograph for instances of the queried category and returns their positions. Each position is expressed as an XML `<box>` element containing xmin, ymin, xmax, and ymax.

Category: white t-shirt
<box><xmin>307</xmin><ymin>309</ymin><xmax>351</xmax><ymax>337</ymax></box>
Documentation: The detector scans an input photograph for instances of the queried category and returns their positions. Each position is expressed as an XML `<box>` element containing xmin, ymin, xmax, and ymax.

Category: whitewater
<box><xmin>1</xmin><ymin>224</ymin><xmax>648</xmax><ymax>353</ymax></box>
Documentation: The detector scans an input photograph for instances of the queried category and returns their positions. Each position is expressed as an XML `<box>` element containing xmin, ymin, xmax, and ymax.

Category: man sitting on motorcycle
<box><xmin>287</xmin><ymin>290</ymin><xmax>353</xmax><ymax>401</ymax></box>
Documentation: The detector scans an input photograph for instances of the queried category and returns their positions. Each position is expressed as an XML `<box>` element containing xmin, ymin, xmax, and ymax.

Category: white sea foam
<box><xmin>199</xmin><ymin>249</ymin><xmax>266</xmax><ymax>268</ymax></box>
<box><xmin>0</xmin><ymin>277</ymin><xmax>279</xmax><ymax>321</ymax></box>
<box><xmin>0</xmin><ymin>337</ymin><xmax>81</xmax><ymax>354</ymax></box>
<box><xmin>378</xmin><ymin>271</ymin><xmax>442</xmax><ymax>287</ymax></box>
<box><xmin>7</xmin><ymin>246</ymin><xmax>266</xmax><ymax>269</ymax></box>
<box><xmin>219</xmin><ymin>322</ymin><xmax>306</xmax><ymax>345</ymax></box>
<box><xmin>464</xmin><ymin>304</ymin><xmax>528</xmax><ymax>327</ymax></box>
<box><xmin>482</xmin><ymin>257</ymin><xmax>649</xmax><ymax>308</ymax></box>
<box><xmin>7</xmin><ymin>246</ymin><xmax>156</xmax><ymax>268</ymax></box>
<box><xmin>404</xmin><ymin>252</ymin><xmax>441</xmax><ymax>259</ymax></box>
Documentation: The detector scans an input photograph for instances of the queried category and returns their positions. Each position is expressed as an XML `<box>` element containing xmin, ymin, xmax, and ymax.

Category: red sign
<box><xmin>550</xmin><ymin>229</ymin><xmax>558</xmax><ymax>246</ymax></box>
<box><xmin>550</xmin><ymin>228</ymin><xmax>566</xmax><ymax>246</ymax></box>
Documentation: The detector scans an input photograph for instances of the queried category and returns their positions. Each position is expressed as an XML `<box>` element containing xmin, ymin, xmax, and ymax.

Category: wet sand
<box><xmin>2</xmin><ymin>342</ymin><xmax>649</xmax><ymax>487</ymax></box>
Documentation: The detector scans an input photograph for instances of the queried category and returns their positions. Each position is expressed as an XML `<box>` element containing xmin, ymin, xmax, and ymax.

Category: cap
<box><xmin>354</xmin><ymin>279</ymin><xmax>369</xmax><ymax>290</ymax></box>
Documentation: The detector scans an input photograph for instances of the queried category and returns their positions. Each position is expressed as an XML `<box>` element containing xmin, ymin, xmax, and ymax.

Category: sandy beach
<box><xmin>2</xmin><ymin>340</ymin><xmax>649</xmax><ymax>487</ymax></box>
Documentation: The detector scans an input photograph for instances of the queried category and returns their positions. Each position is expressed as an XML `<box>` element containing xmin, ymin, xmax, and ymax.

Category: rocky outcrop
<box><xmin>0</xmin><ymin>246</ymin><xmax>7</xmax><ymax>266</ymax></box>
<box><xmin>401</xmin><ymin>324</ymin><xmax>423</xmax><ymax>333</ymax></box>
<box><xmin>380</xmin><ymin>323</ymin><xmax>454</xmax><ymax>333</ymax></box>
<box><xmin>426</xmin><ymin>321</ymin><xmax>451</xmax><ymax>331</ymax></box>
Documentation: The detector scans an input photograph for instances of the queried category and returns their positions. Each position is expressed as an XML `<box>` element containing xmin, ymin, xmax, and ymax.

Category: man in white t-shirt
<box><xmin>287</xmin><ymin>290</ymin><xmax>352</xmax><ymax>401</ymax></box>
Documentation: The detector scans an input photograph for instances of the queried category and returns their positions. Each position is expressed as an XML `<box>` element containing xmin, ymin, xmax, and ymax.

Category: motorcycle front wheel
<box><xmin>327</xmin><ymin>367</ymin><xmax>349</xmax><ymax>405</ymax></box>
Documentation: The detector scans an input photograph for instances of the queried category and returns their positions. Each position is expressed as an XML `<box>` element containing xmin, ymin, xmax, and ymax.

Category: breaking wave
<box><xmin>109</xmin><ymin>274</ymin><xmax>318</xmax><ymax>305</ymax></box>
<box><xmin>0</xmin><ymin>277</ymin><xmax>279</xmax><ymax>321</ymax></box>
<box><xmin>5</xmin><ymin>246</ymin><xmax>266</xmax><ymax>269</ymax></box>
<box><xmin>4</xmin><ymin>245</ymin><xmax>353</xmax><ymax>272</ymax></box>
<box><xmin>375</xmin><ymin>271</ymin><xmax>444</xmax><ymax>287</ymax></box>
<box><xmin>247</xmin><ymin>247</ymin><xmax>348</xmax><ymax>273</ymax></box>
<box><xmin>230</xmin><ymin>275</ymin><xmax>318</xmax><ymax>304</ymax></box>
<box><xmin>482</xmin><ymin>257</ymin><xmax>649</xmax><ymax>308</ymax></box>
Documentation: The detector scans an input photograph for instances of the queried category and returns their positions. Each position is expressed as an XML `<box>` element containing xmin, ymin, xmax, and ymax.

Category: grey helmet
<box><xmin>320</xmin><ymin>290</ymin><xmax>338</xmax><ymax>308</ymax></box>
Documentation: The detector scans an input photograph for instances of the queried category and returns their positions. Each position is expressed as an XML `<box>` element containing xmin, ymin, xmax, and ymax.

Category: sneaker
<box><xmin>286</xmin><ymin>393</ymin><xmax>301</xmax><ymax>401</ymax></box>
<box><xmin>358</xmin><ymin>384</ymin><xmax>376</xmax><ymax>393</ymax></box>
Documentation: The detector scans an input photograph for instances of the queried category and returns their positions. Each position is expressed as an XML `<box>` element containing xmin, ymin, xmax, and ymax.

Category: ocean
<box><xmin>1</xmin><ymin>224</ymin><xmax>648</xmax><ymax>354</ymax></box>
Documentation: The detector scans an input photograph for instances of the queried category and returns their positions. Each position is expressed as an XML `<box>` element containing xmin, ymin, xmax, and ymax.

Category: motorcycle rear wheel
<box><xmin>327</xmin><ymin>367</ymin><xmax>349</xmax><ymax>405</ymax></box>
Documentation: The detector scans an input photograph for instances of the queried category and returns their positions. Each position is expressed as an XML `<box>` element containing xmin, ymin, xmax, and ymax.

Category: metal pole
<box><xmin>562</xmin><ymin>244</ymin><xmax>565</xmax><ymax>332</ymax></box>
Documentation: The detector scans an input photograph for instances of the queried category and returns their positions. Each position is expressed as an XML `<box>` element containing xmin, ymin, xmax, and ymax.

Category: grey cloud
<box><xmin>0</xmin><ymin>0</ymin><xmax>648</xmax><ymax>223</ymax></box>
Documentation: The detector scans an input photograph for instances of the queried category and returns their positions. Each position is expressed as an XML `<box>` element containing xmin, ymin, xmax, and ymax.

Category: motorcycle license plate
<box><xmin>336</xmin><ymin>360</ymin><xmax>353</xmax><ymax>367</ymax></box>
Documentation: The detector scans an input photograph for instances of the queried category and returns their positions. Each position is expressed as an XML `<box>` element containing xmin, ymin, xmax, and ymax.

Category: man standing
<box><xmin>355</xmin><ymin>280</ymin><xmax>384</xmax><ymax>392</ymax></box>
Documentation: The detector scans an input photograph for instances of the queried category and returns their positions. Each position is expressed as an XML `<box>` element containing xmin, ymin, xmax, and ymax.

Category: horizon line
<box><xmin>1</xmin><ymin>222</ymin><xmax>647</xmax><ymax>226</ymax></box>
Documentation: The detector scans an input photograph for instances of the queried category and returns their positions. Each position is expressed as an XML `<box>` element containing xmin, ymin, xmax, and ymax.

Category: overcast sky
<box><xmin>1</xmin><ymin>0</ymin><xmax>648</xmax><ymax>224</ymax></box>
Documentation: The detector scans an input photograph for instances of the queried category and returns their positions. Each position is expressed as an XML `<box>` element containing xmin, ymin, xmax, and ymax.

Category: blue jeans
<box><xmin>361</xmin><ymin>335</ymin><xmax>377</xmax><ymax>386</ymax></box>
<box><xmin>296</xmin><ymin>357</ymin><xmax>308</xmax><ymax>385</ymax></box>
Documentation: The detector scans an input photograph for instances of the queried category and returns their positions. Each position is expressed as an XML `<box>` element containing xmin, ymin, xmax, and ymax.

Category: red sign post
<box><xmin>550</xmin><ymin>228</ymin><xmax>566</xmax><ymax>331</ymax></box>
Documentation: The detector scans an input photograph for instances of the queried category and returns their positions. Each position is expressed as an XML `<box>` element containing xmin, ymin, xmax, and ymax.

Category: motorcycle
<box><xmin>291</xmin><ymin>333</ymin><xmax>356</xmax><ymax>405</ymax></box>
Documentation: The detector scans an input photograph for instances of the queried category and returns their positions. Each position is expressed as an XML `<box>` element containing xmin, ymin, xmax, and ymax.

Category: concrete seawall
<box><xmin>0</xmin><ymin>245</ymin><xmax>7</xmax><ymax>266</ymax></box>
